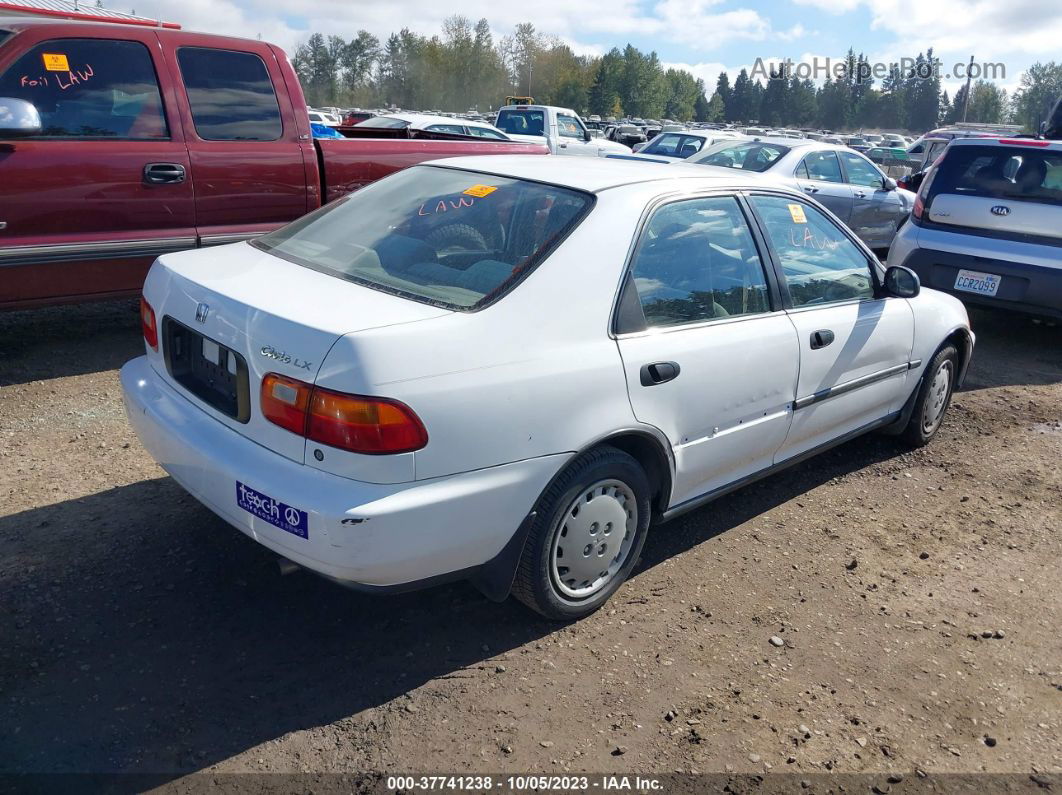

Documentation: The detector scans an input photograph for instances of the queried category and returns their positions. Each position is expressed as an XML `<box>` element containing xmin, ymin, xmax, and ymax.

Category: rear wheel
<box><xmin>901</xmin><ymin>344</ymin><xmax>958</xmax><ymax>447</ymax></box>
<box><xmin>512</xmin><ymin>446</ymin><xmax>650</xmax><ymax>620</ymax></box>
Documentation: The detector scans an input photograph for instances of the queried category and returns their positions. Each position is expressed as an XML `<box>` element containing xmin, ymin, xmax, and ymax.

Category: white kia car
<box><xmin>122</xmin><ymin>157</ymin><xmax>974</xmax><ymax>620</ymax></box>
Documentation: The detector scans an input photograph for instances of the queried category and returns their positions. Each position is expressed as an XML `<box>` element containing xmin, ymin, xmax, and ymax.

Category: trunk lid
<box><xmin>143</xmin><ymin>241</ymin><xmax>449</xmax><ymax>463</ymax></box>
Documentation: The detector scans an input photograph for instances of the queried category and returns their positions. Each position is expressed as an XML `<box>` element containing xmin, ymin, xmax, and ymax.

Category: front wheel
<box><xmin>901</xmin><ymin>344</ymin><xmax>958</xmax><ymax>447</ymax></box>
<box><xmin>512</xmin><ymin>446</ymin><xmax>651</xmax><ymax>620</ymax></box>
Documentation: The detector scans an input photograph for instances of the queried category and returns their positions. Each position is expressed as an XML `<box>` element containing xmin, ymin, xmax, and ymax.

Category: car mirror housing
<box><xmin>583</xmin><ymin>129</ymin><xmax>592</xmax><ymax>142</ymax></box>
<box><xmin>883</xmin><ymin>176</ymin><xmax>898</xmax><ymax>191</ymax></box>
<box><xmin>0</xmin><ymin>98</ymin><xmax>42</xmax><ymax>137</ymax></box>
<box><xmin>884</xmin><ymin>265</ymin><xmax>920</xmax><ymax>298</ymax></box>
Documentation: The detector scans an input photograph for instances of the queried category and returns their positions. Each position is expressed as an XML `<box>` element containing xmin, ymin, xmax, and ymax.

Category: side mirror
<box><xmin>583</xmin><ymin>129</ymin><xmax>591</xmax><ymax>142</ymax></box>
<box><xmin>883</xmin><ymin>176</ymin><xmax>898</xmax><ymax>191</ymax></box>
<box><xmin>0</xmin><ymin>98</ymin><xmax>42</xmax><ymax>137</ymax></box>
<box><xmin>884</xmin><ymin>265</ymin><xmax>920</xmax><ymax>298</ymax></box>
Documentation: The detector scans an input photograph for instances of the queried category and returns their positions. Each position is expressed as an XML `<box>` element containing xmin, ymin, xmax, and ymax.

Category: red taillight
<box><xmin>140</xmin><ymin>296</ymin><xmax>158</xmax><ymax>350</ymax></box>
<box><xmin>261</xmin><ymin>373</ymin><xmax>311</xmax><ymax>436</ymax></box>
<box><xmin>260</xmin><ymin>373</ymin><xmax>428</xmax><ymax>455</ymax></box>
<box><xmin>912</xmin><ymin>193</ymin><xmax>925</xmax><ymax>220</ymax></box>
<box><xmin>997</xmin><ymin>138</ymin><xmax>1050</xmax><ymax>147</ymax></box>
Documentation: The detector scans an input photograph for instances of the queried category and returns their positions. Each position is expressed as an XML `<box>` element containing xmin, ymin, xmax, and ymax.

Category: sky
<box><xmin>128</xmin><ymin>0</ymin><xmax>1062</xmax><ymax>97</ymax></box>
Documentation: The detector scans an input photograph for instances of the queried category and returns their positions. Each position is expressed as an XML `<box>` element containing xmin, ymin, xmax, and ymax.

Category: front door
<box><xmin>556</xmin><ymin>113</ymin><xmax>597</xmax><ymax>156</ymax></box>
<box><xmin>164</xmin><ymin>40</ymin><xmax>311</xmax><ymax>245</ymax></box>
<box><xmin>615</xmin><ymin>195</ymin><xmax>799</xmax><ymax>508</ymax></box>
<box><xmin>747</xmin><ymin>193</ymin><xmax>915</xmax><ymax>461</ymax></box>
<box><xmin>794</xmin><ymin>150</ymin><xmax>854</xmax><ymax>224</ymax></box>
<box><xmin>0</xmin><ymin>32</ymin><xmax>195</xmax><ymax>305</ymax></box>
<box><xmin>839</xmin><ymin>150</ymin><xmax>907</xmax><ymax>249</ymax></box>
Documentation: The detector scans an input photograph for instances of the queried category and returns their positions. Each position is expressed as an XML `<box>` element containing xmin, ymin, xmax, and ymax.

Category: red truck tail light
<box><xmin>140</xmin><ymin>297</ymin><xmax>158</xmax><ymax>350</ymax></box>
<box><xmin>261</xmin><ymin>374</ymin><xmax>428</xmax><ymax>455</ymax></box>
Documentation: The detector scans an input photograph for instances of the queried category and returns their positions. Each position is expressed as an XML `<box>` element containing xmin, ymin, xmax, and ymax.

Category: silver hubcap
<box><xmin>550</xmin><ymin>479</ymin><xmax>638</xmax><ymax>600</ymax></box>
<box><xmin>921</xmin><ymin>359</ymin><xmax>953</xmax><ymax>433</ymax></box>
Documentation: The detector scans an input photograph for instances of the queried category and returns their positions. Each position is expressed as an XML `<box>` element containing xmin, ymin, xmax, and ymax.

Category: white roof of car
<box><xmin>422</xmin><ymin>155</ymin><xmax>774</xmax><ymax>193</ymax></box>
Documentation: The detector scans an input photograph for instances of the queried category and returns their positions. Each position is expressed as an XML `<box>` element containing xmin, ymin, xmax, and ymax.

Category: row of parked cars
<box><xmin>1</xmin><ymin>16</ymin><xmax>1056</xmax><ymax>620</ymax></box>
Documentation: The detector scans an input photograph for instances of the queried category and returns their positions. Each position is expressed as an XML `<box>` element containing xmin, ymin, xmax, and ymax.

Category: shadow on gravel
<box><xmin>0</xmin><ymin>431</ymin><xmax>906</xmax><ymax>781</ymax></box>
<box><xmin>0</xmin><ymin>300</ymin><xmax>142</xmax><ymax>387</ymax></box>
<box><xmin>961</xmin><ymin>307</ymin><xmax>1062</xmax><ymax>391</ymax></box>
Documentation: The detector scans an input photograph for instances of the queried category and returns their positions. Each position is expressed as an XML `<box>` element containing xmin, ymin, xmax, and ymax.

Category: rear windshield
<box><xmin>931</xmin><ymin>144</ymin><xmax>1062</xmax><ymax>206</ymax></box>
<box><xmin>355</xmin><ymin>116</ymin><xmax>411</xmax><ymax>129</ymax></box>
<box><xmin>495</xmin><ymin>109</ymin><xmax>544</xmax><ymax>136</ymax></box>
<box><xmin>690</xmin><ymin>140</ymin><xmax>790</xmax><ymax>172</ymax></box>
<box><xmin>252</xmin><ymin>166</ymin><xmax>593</xmax><ymax>310</ymax></box>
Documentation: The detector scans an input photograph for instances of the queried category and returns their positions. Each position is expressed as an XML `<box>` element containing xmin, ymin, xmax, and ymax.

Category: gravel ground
<box><xmin>0</xmin><ymin>300</ymin><xmax>1060</xmax><ymax>785</ymax></box>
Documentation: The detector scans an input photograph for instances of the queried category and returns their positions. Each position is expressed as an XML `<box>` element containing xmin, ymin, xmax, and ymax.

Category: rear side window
<box><xmin>798</xmin><ymin>151</ymin><xmax>843</xmax><ymax>183</ymax></box>
<box><xmin>466</xmin><ymin>126</ymin><xmax>506</xmax><ymax>140</ymax></box>
<box><xmin>177</xmin><ymin>47</ymin><xmax>282</xmax><ymax>141</ymax></box>
<box><xmin>252</xmin><ymin>166</ymin><xmax>593</xmax><ymax>311</ymax></box>
<box><xmin>930</xmin><ymin>145</ymin><xmax>1062</xmax><ymax>206</ymax></box>
<box><xmin>495</xmin><ymin>109</ymin><xmax>545</xmax><ymax>136</ymax></box>
<box><xmin>0</xmin><ymin>38</ymin><xmax>167</xmax><ymax>139</ymax></box>
<box><xmin>628</xmin><ymin>196</ymin><xmax>771</xmax><ymax>327</ymax></box>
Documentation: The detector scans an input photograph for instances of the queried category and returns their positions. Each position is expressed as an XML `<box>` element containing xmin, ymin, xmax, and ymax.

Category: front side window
<box><xmin>840</xmin><ymin>151</ymin><xmax>885</xmax><ymax>188</ymax></box>
<box><xmin>0</xmin><ymin>38</ymin><xmax>167</xmax><ymax>139</ymax></box>
<box><xmin>557</xmin><ymin>114</ymin><xmax>583</xmax><ymax>139</ymax></box>
<box><xmin>644</xmin><ymin>134</ymin><xmax>705</xmax><ymax>157</ymax></box>
<box><xmin>628</xmin><ymin>196</ymin><xmax>771</xmax><ymax>327</ymax></box>
<box><xmin>177</xmin><ymin>47</ymin><xmax>281</xmax><ymax>141</ymax></box>
<box><xmin>253</xmin><ymin>166</ymin><xmax>592</xmax><ymax>311</ymax></box>
<box><xmin>750</xmin><ymin>195</ymin><xmax>874</xmax><ymax>307</ymax></box>
<box><xmin>691</xmin><ymin>141</ymin><xmax>789</xmax><ymax>173</ymax></box>
<box><xmin>798</xmin><ymin>150</ymin><xmax>843</xmax><ymax>182</ymax></box>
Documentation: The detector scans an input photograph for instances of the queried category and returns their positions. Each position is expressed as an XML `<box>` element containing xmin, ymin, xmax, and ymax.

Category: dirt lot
<box><xmin>1</xmin><ymin>300</ymin><xmax>1060</xmax><ymax>786</ymax></box>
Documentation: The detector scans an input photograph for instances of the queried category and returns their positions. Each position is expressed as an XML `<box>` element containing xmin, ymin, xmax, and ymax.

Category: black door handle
<box><xmin>143</xmin><ymin>163</ymin><xmax>186</xmax><ymax>185</ymax></box>
<box><xmin>639</xmin><ymin>361</ymin><xmax>680</xmax><ymax>386</ymax></box>
<box><xmin>810</xmin><ymin>329</ymin><xmax>835</xmax><ymax>349</ymax></box>
<box><xmin>803</xmin><ymin>185</ymin><xmax>819</xmax><ymax>193</ymax></box>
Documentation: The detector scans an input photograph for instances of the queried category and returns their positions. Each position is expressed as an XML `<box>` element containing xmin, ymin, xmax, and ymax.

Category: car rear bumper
<box><xmin>898</xmin><ymin>246</ymin><xmax>1062</xmax><ymax>320</ymax></box>
<box><xmin>120</xmin><ymin>356</ymin><xmax>565</xmax><ymax>589</ymax></box>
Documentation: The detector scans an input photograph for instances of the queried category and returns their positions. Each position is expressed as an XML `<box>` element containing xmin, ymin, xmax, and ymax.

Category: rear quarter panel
<box><xmin>315</xmin><ymin>139</ymin><xmax>549</xmax><ymax>203</ymax></box>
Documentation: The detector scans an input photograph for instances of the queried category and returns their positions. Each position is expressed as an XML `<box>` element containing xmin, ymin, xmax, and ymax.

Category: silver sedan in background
<box><xmin>690</xmin><ymin>138</ymin><xmax>916</xmax><ymax>254</ymax></box>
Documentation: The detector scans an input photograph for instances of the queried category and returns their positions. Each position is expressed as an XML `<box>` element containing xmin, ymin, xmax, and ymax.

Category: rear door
<box><xmin>0</xmin><ymin>30</ymin><xmax>195</xmax><ymax>306</ymax></box>
<box><xmin>615</xmin><ymin>194</ymin><xmax>798</xmax><ymax>508</ymax></box>
<box><xmin>748</xmin><ymin>193</ymin><xmax>914</xmax><ymax>462</ymax></box>
<box><xmin>794</xmin><ymin>150</ymin><xmax>854</xmax><ymax>223</ymax></box>
<box><xmin>162</xmin><ymin>39</ymin><xmax>312</xmax><ymax>246</ymax></box>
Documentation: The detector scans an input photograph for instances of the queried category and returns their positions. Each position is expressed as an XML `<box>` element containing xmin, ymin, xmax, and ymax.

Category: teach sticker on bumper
<box><xmin>236</xmin><ymin>481</ymin><xmax>308</xmax><ymax>539</ymax></box>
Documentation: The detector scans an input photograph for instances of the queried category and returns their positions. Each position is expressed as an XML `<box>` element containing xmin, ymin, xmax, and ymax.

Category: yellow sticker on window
<box><xmin>788</xmin><ymin>203</ymin><xmax>807</xmax><ymax>223</ymax></box>
<box><xmin>41</xmin><ymin>53</ymin><xmax>70</xmax><ymax>72</ymax></box>
<box><xmin>463</xmin><ymin>185</ymin><xmax>497</xmax><ymax>198</ymax></box>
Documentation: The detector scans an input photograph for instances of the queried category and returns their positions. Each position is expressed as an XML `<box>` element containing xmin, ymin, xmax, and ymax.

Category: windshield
<box><xmin>930</xmin><ymin>145</ymin><xmax>1062</xmax><ymax>206</ymax></box>
<box><xmin>355</xmin><ymin>116</ymin><xmax>411</xmax><ymax>129</ymax></box>
<box><xmin>252</xmin><ymin>166</ymin><xmax>593</xmax><ymax>310</ymax></box>
<box><xmin>690</xmin><ymin>140</ymin><xmax>790</xmax><ymax>172</ymax></box>
<box><xmin>495</xmin><ymin>109</ymin><xmax>545</xmax><ymax>136</ymax></box>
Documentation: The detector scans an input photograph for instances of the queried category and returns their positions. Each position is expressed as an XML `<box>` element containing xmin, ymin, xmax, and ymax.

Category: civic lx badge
<box><xmin>990</xmin><ymin>205</ymin><xmax>1011</xmax><ymax>216</ymax></box>
<box><xmin>195</xmin><ymin>302</ymin><xmax>210</xmax><ymax>323</ymax></box>
<box><xmin>260</xmin><ymin>345</ymin><xmax>313</xmax><ymax>371</ymax></box>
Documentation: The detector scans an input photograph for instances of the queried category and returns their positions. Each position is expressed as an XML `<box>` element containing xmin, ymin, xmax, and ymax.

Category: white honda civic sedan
<box><xmin>121</xmin><ymin>156</ymin><xmax>974</xmax><ymax>620</ymax></box>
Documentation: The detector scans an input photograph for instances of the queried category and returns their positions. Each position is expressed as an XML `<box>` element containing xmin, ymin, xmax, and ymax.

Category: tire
<box><xmin>512</xmin><ymin>445</ymin><xmax>651</xmax><ymax>621</ymax></box>
<box><xmin>424</xmin><ymin>223</ymin><xmax>488</xmax><ymax>255</ymax></box>
<box><xmin>901</xmin><ymin>343</ymin><xmax>958</xmax><ymax>447</ymax></box>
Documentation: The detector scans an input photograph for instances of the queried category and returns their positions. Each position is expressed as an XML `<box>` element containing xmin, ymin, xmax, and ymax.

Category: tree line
<box><xmin>292</xmin><ymin>19</ymin><xmax>1060</xmax><ymax>133</ymax></box>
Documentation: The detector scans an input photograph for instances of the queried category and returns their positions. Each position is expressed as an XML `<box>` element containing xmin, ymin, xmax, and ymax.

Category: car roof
<box><xmin>421</xmin><ymin>155</ymin><xmax>777</xmax><ymax>194</ymax></box>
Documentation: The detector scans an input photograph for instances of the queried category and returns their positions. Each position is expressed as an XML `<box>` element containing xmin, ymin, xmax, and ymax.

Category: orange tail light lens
<box><xmin>260</xmin><ymin>374</ymin><xmax>428</xmax><ymax>455</ymax></box>
<box><xmin>140</xmin><ymin>296</ymin><xmax>158</xmax><ymax>351</ymax></box>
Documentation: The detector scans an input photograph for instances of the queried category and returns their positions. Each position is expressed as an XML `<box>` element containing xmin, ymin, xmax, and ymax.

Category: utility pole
<box><xmin>527</xmin><ymin>59</ymin><xmax>533</xmax><ymax>98</ymax></box>
<box><xmin>961</xmin><ymin>55</ymin><xmax>975</xmax><ymax>122</ymax></box>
